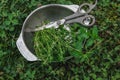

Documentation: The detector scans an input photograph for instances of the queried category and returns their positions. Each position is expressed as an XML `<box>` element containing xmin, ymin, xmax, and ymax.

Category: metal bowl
<box><xmin>17</xmin><ymin>4</ymin><xmax>79</xmax><ymax>61</ymax></box>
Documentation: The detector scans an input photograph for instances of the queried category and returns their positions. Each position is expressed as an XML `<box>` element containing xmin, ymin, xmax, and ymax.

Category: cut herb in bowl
<box><xmin>34</xmin><ymin>25</ymin><xmax>72</xmax><ymax>64</ymax></box>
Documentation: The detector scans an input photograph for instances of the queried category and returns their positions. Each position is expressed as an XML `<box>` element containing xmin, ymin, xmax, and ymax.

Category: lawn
<box><xmin>0</xmin><ymin>0</ymin><xmax>120</xmax><ymax>80</ymax></box>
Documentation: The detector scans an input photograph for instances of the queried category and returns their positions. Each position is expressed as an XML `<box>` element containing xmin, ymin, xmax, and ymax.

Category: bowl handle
<box><xmin>16</xmin><ymin>33</ymin><xmax>38</xmax><ymax>61</ymax></box>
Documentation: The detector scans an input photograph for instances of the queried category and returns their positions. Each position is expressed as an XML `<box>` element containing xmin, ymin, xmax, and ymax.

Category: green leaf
<box><xmin>71</xmin><ymin>50</ymin><xmax>82</xmax><ymax>58</ymax></box>
<box><xmin>91</xmin><ymin>26</ymin><xmax>99</xmax><ymax>39</ymax></box>
<box><xmin>9</xmin><ymin>27</ymin><xmax>15</xmax><ymax>31</ymax></box>
<box><xmin>97</xmin><ymin>77</ymin><xmax>103</xmax><ymax>80</ymax></box>
<box><xmin>12</xmin><ymin>19</ymin><xmax>18</xmax><ymax>25</ymax></box>
<box><xmin>4</xmin><ymin>20</ymin><xmax>11</xmax><ymax>25</ymax></box>
<box><xmin>2</xmin><ymin>11</ymin><xmax>8</xmax><ymax>17</ymax></box>
<box><xmin>8</xmin><ymin>14</ymin><xmax>13</xmax><ymax>21</ymax></box>
<box><xmin>86</xmin><ymin>39</ymin><xmax>94</xmax><ymax>47</ymax></box>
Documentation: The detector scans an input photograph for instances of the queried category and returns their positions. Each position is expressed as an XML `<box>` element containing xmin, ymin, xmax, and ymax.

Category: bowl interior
<box><xmin>23</xmin><ymin>5</ymin><xmax>74</xmax><ymax>54</ymax></box>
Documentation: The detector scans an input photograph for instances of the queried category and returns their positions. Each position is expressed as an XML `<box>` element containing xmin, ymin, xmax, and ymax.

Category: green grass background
<box><xmin>0</xmin><ymin>0</ymin><xmax>120</xmax><ymax>80</ymax></box>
